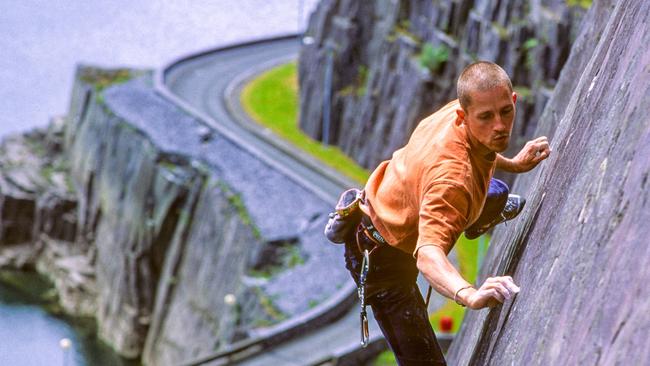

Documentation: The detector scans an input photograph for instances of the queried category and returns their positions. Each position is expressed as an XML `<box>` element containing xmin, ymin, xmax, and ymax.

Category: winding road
<box><xmin>157</xmin><ymin>36</ymin><xmax>451</xmax><ymax>365</ymax></box>
<box><xmin>163</xmin><ymin>37</ymin><xmax>356</xmax><ymax>204</ymax></box>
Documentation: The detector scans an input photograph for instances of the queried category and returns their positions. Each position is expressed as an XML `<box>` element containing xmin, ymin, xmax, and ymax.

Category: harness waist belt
<box><xmin>361</xmin><ymin>214</ymin><xmax>389</xmax><ymax>246</ymax></box>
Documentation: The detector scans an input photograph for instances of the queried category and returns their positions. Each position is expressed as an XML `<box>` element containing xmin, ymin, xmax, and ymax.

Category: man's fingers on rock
<box><xmin>533</xmin><ymin>154</ymin><xmax>546</xmax><ymax>163</ymax></box>
<box><xmin>499</xmin><ymin>276</ymin><xmax>512</xmax><ymax>284</ymax></box>
<box><xmin>488</xmin><ymin>289</ymin><xmax>504</xmax><ymax>303</ymax></box>
<box><xmin>492</xmin><ymin>275</ymin><xmax>512</xmax><ymax>282</ymax></box>
<box><xmin>503</xmin><ymin>281</ymin><xmax>520</xmax><ymax>294</ymax></box>
<box><xmin>534</xmin><ymin>143</ymin><xmax>551</xmax><ymax>161</ymax></box>
<box><xmin>494</xmin><ymin>283</ymin><xmax>511</xmax><ymax>299</ymax></box>
<box><xmin>539</xmin><ymin>144</ymin><xmax>551</xmax><ymax>154</ymax></box>
<box><xmin>483</xmin><ymin>282</ymin><xmax>507</xmax><ymax>299</ymax></box>
<box><xmin>493</xmin><ymin>276</ymin><xmax>520</xmax><ymax>295</ymax></box>
<box><xmin>528</xmin><ymin>137</ymin><xmax>546</xmax><ymax>146</ymax></box>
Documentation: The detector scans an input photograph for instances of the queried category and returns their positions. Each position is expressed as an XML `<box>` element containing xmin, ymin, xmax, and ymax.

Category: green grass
<box><xmin>241</xmin><ymin>62</ymin><xmax>370</xmax><ymax>185</ymax></box>
<box><xmin>418</xmin><ymin>43</ymin><xmax>450</xmax><ymax>73</ymax></box>
<box><xmin>567</xmin><ymin>0</ymin><xmax>592</xmax><ymax>9</ymax></box>
<box><xmin>373</xmin><ymin>349</ymin><xmax>397</xmax><ymax>366</ymax></box>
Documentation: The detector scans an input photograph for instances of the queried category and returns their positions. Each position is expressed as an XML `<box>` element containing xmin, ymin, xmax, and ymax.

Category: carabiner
<box><xmin>360</xmin><ymin>249</ymin><xmax>370</xmax><ymax>285</ymax></box>
<box><xmin>360</xmin><ymin>311</ymin><xmax>369</xmax><ymax>348</ymax></box>
<box><xmin>359</xmin><ymin>249</ymin><xmax>370</xmax><ymax>347</ymax></box>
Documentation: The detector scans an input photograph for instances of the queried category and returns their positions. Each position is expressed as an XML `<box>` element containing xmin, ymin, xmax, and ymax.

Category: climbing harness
<box><xmin>358</xmin><ymin>248</ymin><xmax>370</xmax><ymax>348</ymax></box>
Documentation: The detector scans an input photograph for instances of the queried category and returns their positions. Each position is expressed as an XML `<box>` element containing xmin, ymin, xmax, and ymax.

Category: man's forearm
<box><xmin>417</xmin><ymin>244</ymin><xmax>523</xmax><ymax>309</ymax></box>
<box><xmin>495</xmin><ymin>154</ymin><xmax>522</xmax><ymax>173</ymax></box>
<box><xmin>416</xmin><ymin>245</ymin><xmax>475</xmax><ymax>304</ymax></box>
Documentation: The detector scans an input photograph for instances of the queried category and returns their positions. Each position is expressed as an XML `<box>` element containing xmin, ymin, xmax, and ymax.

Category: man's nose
<box><xmin>493</xmin><ymin>115</ymin><xmax>508</xmax><ymax>132</ymax></box>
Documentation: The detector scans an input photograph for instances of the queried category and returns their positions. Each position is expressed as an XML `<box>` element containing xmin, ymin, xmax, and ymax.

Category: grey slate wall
<box><xmin>299</xmin><ymin>0</ymin><xmax>585</xmax><ymax>173</ymax></box>
<box><xmin>447</xmin><ymin>0</ymin><xmax>650</xmax><ymax>364</ymax></box>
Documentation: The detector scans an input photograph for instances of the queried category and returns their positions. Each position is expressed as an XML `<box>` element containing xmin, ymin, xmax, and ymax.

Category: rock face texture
<box><xmin>0</xmin><ymin>118</ymin><xmax>96</xmax><ymax>315</ymax></box>
<box><xmin>299</xmin><ymin>0</ymin><xmax>585</xmax><ymax>173</ymax></box>
<box><xmin>447</xmin><ymin>1</ymin><xmax>650</xmax><ymax>365</ymax></box>
<box><xmin>0</xmin><ymin>121</ymin><xmax>73</xmax><ymax>247</ymax></box>
<box><xmin>1</xmin><ymin>66</ymin><xmax>347</xmax><ymax>364</ymax></box>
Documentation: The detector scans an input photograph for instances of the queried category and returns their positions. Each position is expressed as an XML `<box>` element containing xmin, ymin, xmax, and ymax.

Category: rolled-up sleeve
<box><xmin>415</xmin><ymin>182</ymin><xmax>471</xmax><ymax>256</ymax></box>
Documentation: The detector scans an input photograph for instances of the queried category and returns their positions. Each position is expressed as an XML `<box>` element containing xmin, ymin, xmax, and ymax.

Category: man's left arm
<box><xmin>497</xmin><ymin>136</ymin><xmax>551</xmax><ymax>173</ymax></box>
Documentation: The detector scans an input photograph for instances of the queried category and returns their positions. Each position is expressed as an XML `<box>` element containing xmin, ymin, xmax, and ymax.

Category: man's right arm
<box><xmin>416</xmin><ymin>245</ymin><xmax>520</xmax><ymax>309</ymax></box>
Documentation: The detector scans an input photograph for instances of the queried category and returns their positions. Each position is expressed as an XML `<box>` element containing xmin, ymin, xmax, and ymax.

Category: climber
<box><xmin>331</xmin><ymin>61</ymin><xmax>551</xmax><ymax>365</ymax></box>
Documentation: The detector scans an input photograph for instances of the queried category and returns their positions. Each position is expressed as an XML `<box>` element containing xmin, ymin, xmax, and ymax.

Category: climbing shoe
<box><xmin>465</xmin><ymin>194</ymin><xmax>526</xmax><ymax>239</ymax></box>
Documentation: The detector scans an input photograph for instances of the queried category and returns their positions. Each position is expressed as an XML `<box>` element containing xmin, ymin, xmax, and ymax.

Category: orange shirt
<box><xmin>361</xmin><ymin>100</ymin><xmax>496</xmax><ymax>256</ymax></box>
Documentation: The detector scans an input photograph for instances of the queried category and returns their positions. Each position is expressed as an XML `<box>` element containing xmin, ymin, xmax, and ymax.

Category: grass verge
<box><xmin>240</xmin><ymin>61</ymin><xmax>370</xmax><ymax>185</ymax></box>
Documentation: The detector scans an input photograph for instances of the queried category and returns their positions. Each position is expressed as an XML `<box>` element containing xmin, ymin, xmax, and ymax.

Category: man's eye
<box><xmin>501</xmin><ymin>108</ymin><xmax>513</xmax><ymax>115</ymax></box>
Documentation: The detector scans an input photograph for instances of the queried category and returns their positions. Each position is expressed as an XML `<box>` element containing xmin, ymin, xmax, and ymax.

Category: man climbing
<box><xmin>344</xmin><ymin>61</ymin><xmax>551</xmax><ymax>365</ymax></box>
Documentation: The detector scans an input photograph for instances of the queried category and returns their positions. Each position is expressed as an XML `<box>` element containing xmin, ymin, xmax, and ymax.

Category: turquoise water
<box><xmin>0</xmin><ymin>271</ymin><xmax>137</xmax><ymax>366</ymax></box>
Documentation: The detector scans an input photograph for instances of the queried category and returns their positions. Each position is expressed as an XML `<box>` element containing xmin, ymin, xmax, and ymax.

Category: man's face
<box><xmin>458</xmin><ymin>85</ymin><xmax>516</xmax><ymax>153</ymax></box>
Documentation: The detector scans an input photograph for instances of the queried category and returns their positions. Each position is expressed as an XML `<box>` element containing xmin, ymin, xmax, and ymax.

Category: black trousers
<box><xmin>344</xmin><ymin>228</ymin><xmax>447</xmax><ymax>366</ymax></box>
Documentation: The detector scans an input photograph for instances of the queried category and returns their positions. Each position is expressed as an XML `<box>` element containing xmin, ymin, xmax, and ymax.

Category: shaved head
<box><xmin>457</xmin><ymin>61</ymin><xmax>513</xmax><ymax>110</ymax></box>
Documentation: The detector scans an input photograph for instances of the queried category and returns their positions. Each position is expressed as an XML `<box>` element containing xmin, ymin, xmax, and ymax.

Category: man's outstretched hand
<box><xmin>460</xmin><ymin>276</ymin><xmax>521</xmax><ymax>309</ymax></box>
<box><xmin>513</xmin><ymin>136</ymin><xmax>551</xmax><ymax>172</ymax></box>
<box><xmin>497</xmin><ymin>136</ymin><xmax>551</xmax><ymax>173</ymax></box>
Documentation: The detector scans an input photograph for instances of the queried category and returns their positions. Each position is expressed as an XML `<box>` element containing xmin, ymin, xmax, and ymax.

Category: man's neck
<box><xmin>464</xmin><ymin>125</ymin><xmax>496</xmax><ymax>160</ymax></box>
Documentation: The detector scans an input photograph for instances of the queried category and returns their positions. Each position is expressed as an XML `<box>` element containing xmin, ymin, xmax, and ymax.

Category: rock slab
<box><xmin>447</xmin><ymin>1</ymin><xmax>650</xmax><ymax>365</ymax></box>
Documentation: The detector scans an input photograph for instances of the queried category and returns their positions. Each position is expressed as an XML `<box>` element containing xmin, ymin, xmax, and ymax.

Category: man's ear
<box><xmin>456</xmin><ymin>108</ymin><xmax>465</xmax><ymax>122</ymax></box>
<box><xmin>512</xmin><ymin>92</ymin><xmax>517</xmax><ymax>104</ymax></box>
